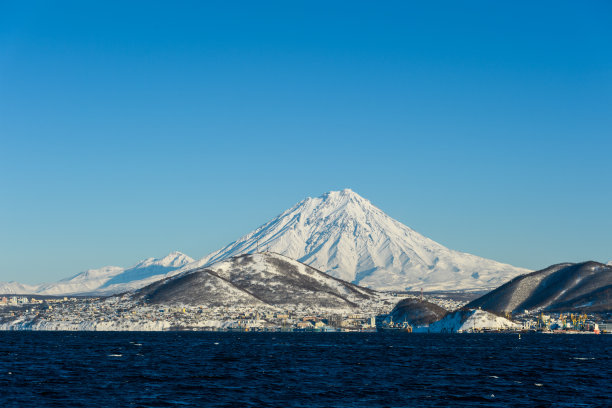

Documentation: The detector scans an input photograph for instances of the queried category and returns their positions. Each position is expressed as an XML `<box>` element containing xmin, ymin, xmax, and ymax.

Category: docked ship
<box><xmin>377</xmin><ymin>316</ymin><xmax>412</xmax><ymax>333</ymax></box>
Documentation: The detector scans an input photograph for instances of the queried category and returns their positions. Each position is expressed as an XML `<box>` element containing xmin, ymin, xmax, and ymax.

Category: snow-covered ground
<box><xmin>0</xmin><ymin>318</ymin><xmax>172</xmax><ymax>331</ymax></box>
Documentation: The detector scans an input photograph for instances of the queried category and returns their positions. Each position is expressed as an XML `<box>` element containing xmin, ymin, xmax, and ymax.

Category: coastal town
<box><xmin>1</xmin><ymin>294</ymin><xmax>609</xmax><ymax>333</ymax></box>
<box><xmin>0</xmin><ymin>294</ymin><xmax>391</xmax><ymax>331</ymax></box>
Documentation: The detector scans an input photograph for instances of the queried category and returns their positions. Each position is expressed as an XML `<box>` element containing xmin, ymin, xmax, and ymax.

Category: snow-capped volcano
<box><xmin>2</xmin><ymin>190</ymin><xmax>528</xmax><ymax>295</ymax></box>
<box><xmin>185</xmin><ymin>189</ymin><xmax>529</xmax><ymax>291</ymax></box>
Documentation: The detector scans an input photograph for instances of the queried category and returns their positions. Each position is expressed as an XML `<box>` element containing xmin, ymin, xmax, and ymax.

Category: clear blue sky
<box><xmin>1</xmin><ymin>1</ymin><xmax>611</xmax><ymax>283</ymax></box>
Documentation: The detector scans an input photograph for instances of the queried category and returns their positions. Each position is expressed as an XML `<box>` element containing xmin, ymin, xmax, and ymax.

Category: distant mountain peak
<box><xmin>321</xmin><ymin>188</ymin><xmax>361</xmax><ymax>200</ymax></box>
<box><xmin>132</xmin><ymin>251</ymin><xmax>194</xmax><ymax>269</ymax></box>
<box><xmin>318</xmin><ymin>188</ymin><xmax>372</xmax><ymax>207</ymax></box>
<box><xmin>96</xmin><ymin>251</ymin><xmax>195</xmax><ymax>291</ymax></box>
<box><xmin>3</xmin><ymin>251</ymin><xmax>196</xmax><ymax>296</ymax></box>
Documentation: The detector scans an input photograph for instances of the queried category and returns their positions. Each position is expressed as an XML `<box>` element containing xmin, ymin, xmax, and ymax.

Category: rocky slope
<box><xmin>135</xmin><ymin>252</ymin><xmax>380</xmax><ymax>311</ymax></box>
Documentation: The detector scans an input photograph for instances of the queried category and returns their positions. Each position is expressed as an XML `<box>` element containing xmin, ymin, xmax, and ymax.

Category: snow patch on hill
<box><xmin>420</xmin><ymin>309</ymin><xmax>520</xmax><ymax>333</ymax></box>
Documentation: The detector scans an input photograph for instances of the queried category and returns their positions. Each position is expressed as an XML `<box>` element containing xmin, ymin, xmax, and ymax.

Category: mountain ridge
<box><xmin>0</xmin><ymin>252</ymin><xmax>193</xmax><ymax>295</ymax></box>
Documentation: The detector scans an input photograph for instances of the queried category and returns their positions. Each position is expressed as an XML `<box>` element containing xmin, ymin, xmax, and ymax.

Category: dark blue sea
<box><xmin>0</xmin><ymin>332</ymin><xmax>610</xmax><ymax>407</ymax></box>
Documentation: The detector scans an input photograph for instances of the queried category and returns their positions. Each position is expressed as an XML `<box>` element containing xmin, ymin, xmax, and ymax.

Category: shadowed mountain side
<box><xmin>388</xmin><ymin>298</ymin><xmax>448</xmax><ymax>326</ymax></box>
<box><xmin>546</xmin><ymin>285</ymin><xmax>612</xmax><ymax>313</ymax></box>
<box><xmin>134</xmin><ymin>252</ymin><xmax>379</xmax><ymax>310</ymax></box>
<box><xmin>466</xmin><ymin>261</ymin><xmax>612</xmax><ymax>313</ymax></box>
<box><xmin>134</xmin><ymin>270</ymin><xmax>267</xmax><ymax>307</ymax></box>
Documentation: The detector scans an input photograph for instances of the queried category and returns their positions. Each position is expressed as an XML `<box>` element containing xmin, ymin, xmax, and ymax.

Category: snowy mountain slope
<box><xmin>135</xmin><ymin>252</ymin><xmax>379</xmax><ymax>311</ymax></box>
<box><xmin>181</xmin><ymin>189</ymin><xmax>529</xmax><ymax>291</ymax></box>
<box><xmin>36</xmin><ymin>266</ymin><xmax>125</xmax><ymax>295</ymax></box>
<box><xmin>0</xmin><ymin>252</ymin><xmax>193</xmax><ymax>296</ymax></box>
<box><xmin>99</xmin><ymin>251</ymin><xmax>194</xmax><ymax>289</ymax></box>
<box><xmin>94</xmin><ymin>253</ymin><xmax>197</xmax><ymax>295</ymax></box>
<box><xmin>0</xmin><ymin>281</ymin><xmax>40</xmax><ymax>295</ymax></box>
<box><xmin>466</xmin><ymin>261</ymin><xmax>612</xmax><ymax>313</ymax></box>
<box><xmin>0</xmin><ymin>266</ymin><xmax>124</xmax><ymax>295</ymax></box>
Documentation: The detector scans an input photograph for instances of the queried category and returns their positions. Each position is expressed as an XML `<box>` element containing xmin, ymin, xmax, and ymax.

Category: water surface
<box><xmin>0</xmin><ymin>332</ymin><xmax>610</xmax><ymax>407</ymax></box>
